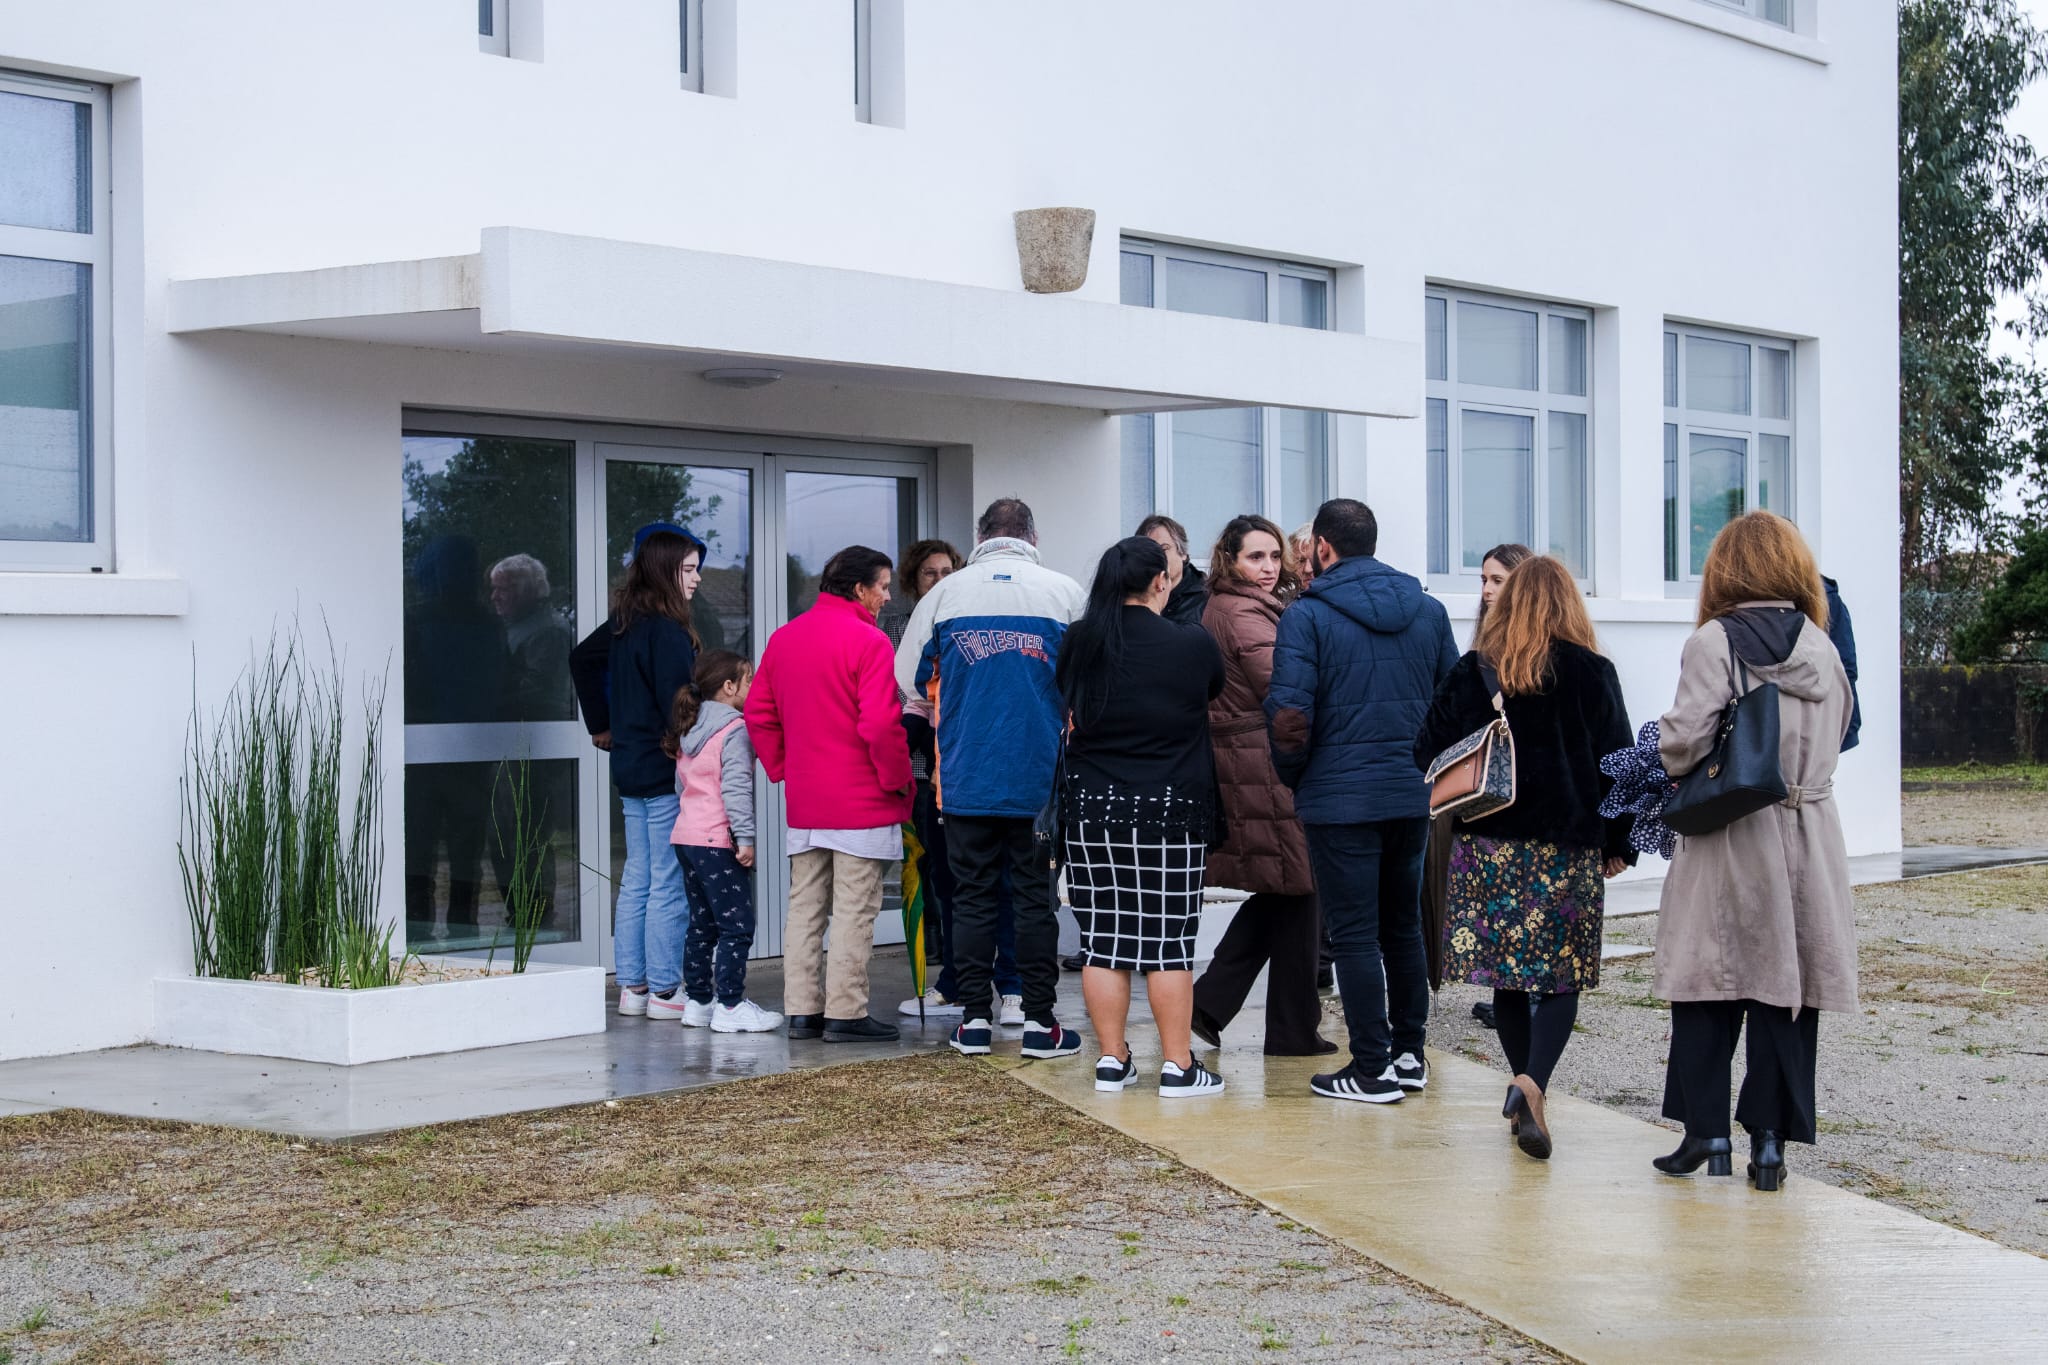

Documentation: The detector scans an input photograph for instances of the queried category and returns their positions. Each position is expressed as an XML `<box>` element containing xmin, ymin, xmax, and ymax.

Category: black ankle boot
<box><xmin>1748</xmin><ymin>1130</ymin><xmax>1785</xmax><ymax>1192</ymax></box>
<box><xmin>1652</xmin><ymin>1134</ymin><xmax>1733</xmax><ymax>1177</ymax></box>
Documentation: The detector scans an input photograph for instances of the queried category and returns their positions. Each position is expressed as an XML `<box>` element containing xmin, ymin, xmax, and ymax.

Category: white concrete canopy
<box><xmin>166</xmin><ymin>227</ymin><xmax>1417</xmax><ymax>418</ymax></box>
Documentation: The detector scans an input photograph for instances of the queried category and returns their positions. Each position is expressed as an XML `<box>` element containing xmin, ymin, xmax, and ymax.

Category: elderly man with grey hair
<box><xmin>490</xmin><ymin>552</ymin><xmax>573</xmax><ymax>721</ymax></box>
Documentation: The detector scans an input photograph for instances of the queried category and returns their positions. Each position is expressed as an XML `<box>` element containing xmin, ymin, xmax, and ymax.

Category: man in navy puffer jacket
<box><xmin>1268</xmin><ymin>499</ymin><xmax>1457</xmax><ymax>1106</ymax></box>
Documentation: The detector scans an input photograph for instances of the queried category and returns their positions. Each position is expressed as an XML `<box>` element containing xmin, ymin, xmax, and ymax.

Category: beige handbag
<box><xmin>1425</xmin><ymin>660</ymin><xmax>1517</xmax><ymax>821</ymax></box>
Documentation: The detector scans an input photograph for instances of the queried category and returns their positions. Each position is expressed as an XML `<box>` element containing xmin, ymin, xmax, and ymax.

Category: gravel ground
<box><xmin>1428</xmin><ymin>862</ymin><xmax>2048</xmax><ymax>1258</ymax></box>
<box><xmin>1903</xmin><ymin>776</ymin><xmax>2048</xmax><ymax>847</ymax></box>
<box><xmin>0</xmin><ymin>1054</ymin><xmax>1551</xmax><ymax>1364</ymax></box>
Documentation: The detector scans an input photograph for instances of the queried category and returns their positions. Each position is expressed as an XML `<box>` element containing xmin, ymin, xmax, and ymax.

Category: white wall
<box><xmin>0</xmin><ymin>0</ymin><xmax>1899</xmax><ymax>1058</ymax></box>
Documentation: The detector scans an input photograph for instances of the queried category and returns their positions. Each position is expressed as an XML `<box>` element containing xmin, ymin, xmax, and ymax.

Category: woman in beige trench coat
<box><xmin>1650</xmin><ymin>512</ymin><xmax>1856</xmax><ymax>1193</ymax></box>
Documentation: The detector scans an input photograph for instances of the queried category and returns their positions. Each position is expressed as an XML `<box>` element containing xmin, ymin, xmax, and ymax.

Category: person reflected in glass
<box><xmin>608</xmin><ymin>529</ymin><xmax>706</xmax><ymax>1022</ymax></box>
<box><xmin>403</xmin><ymin>534</ymin><xmax>506</xmax><ymax>945</ymax></box>
<box><xmin>1060</xmin><ymin>537</ymin><xmax>1228</xmax><ymax>1098</ymax></box>
<box><xmin>490</xmin><ymin>552</ymin><xmax>573</xmax><ymax>721</ymax></box>
<box><xmin>1189</xmin><ymin>516</ymin><xmax>1334</xmax><ymax>1057</ymax></box>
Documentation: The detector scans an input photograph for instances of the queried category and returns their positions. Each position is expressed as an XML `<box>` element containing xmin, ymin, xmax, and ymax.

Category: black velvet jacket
<box><xmin>1412</xmin><ymin>641</ymin><xmax>1636</xmax><ymax>862</ymax></box>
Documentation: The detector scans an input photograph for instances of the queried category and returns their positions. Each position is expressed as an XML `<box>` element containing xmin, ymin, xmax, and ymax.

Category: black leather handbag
<box><xmin>1032</xmin><ymin>727</ymin><xmax>1070</xmax><ymax>870</ymax></box>
<box><xmin>1662</xmin><ymin>635</ymin><xmax>1787</xmax><ymax>837</ymax></box>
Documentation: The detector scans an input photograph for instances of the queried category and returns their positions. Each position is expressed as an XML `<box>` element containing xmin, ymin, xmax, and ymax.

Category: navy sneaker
<box><xmin>1309</xmin><ymin>1061</ymin><xmax>1404</xmax><ymax>1104</ymax></box>
<box><xmin>1391</xmin><ymin>1051</ymin><xmax>1428</xmax><ymax>1091</ymax></box>
<box><xmin>949</xmin><ymin>1018</ymin><xmax>993</xmax><ymax>1055</ymax></box>
<box><xmin>1158</xmin><ymin>1058</ymin><xmax>1226</xmax><ymax>1099</ymax></box>
<box><xmin>1094</xmin><ymin>1050</ymin><xmax>1138</xmax><ymax>1092</ymax></box>
<box><xmin>1020</xmin><ymin>1020</ymin><xmax>1083</xmax><ymax>1059</ymax></box>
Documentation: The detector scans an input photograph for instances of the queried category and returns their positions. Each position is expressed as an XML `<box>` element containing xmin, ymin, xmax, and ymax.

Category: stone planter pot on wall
<box><xmin>152</xmin><ymin>957</ymin><xmax>607</xmax><ymax>1065</ymax></box>
<box><xmin>1014</xmin><ymin>207</ymin><xmax>1096</xmax><ymax>293</ymax></box>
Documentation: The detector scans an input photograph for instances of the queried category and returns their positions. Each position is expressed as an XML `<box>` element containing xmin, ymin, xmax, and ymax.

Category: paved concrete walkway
<box><xmin>1003</xmin><ymin>1036</ymin><xmax>2048</xmax><ymax>1363</ymax></box>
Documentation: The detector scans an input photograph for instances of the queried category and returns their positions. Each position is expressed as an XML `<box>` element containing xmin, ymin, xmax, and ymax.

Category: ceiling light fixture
<box><xmin>701</xmin><ymin>367</ymin><xmax>785</xmax><ymax>389</ymax></box>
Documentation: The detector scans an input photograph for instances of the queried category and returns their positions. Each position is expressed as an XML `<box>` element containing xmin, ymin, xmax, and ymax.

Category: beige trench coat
<box><xmin>1652</xmin><ymin>607</ymin><xmax>1859</xmax><ymax>1014</ymax></box>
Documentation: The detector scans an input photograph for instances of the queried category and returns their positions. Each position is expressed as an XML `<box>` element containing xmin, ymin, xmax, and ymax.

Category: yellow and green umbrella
<box><xmin>901</xmin><ymin>821</ymin><xmax>929</xmax><ymax>1022</ymax></box>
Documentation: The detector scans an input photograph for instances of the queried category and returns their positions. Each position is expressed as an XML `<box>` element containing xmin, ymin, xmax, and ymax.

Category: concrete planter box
<box><xmin>1013</xmin><ymin>207</ymin><xmax>1095</xmax><ymax>293</ymax></box>
<box><xmin>152</xmin><ymin>957</ymin><xmax>606</xmax><ymax>1065</ymax></box>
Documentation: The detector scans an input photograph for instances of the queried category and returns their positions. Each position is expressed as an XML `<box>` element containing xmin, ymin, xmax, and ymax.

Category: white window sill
<box><xmin>0</xmin><ymin>573</ymin><xmax>189</xmax><ymax>617</ymax></box>
<box><xmin>1603</xmin><ymin>0</ymin><xmax>1827</xmax><ymax>65</ymax></box>
<box><xmin>1436</xmin><ymin>592</ymin><xmax>1700</xmax><ymax>625</ymax></box>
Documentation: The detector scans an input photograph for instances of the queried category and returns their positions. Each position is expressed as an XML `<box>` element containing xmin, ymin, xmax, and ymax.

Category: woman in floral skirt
<box><xmin>1414</xmin><ymin>555</ymin><xmax>1635</xmax><ymax>1160</ymax></box>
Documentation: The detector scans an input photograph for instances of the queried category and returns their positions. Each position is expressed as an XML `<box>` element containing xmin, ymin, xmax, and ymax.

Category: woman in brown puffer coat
<box><xmin>1190</xmin><ymin>515</ymin><xmax>1335</xmax><ymax>1057</ymax></box>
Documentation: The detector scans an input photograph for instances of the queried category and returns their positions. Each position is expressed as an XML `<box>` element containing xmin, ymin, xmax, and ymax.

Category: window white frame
<box><xmin>853</xmin><ymin>0</ymin><xmax>873</xmax><ymax>122</ymax></box>
<box><xmin>1424</xmin><ymin>287</ymin><xmax>1593</xmax><ymax>587</ymax></box>
<box><xmin>0</xmin><ymin>71</ymin><xmax>113</xmax><ymax>573</ymax></box>
<box><xmin>679</xmin><ymin>0</ymin><xmax>704</xmax><ymax>92</ymax></box>
<box><xmin>1117</xmin><ymin>237</ymin><xmax>1337</xmax><ymax>551</ymax></box>
<box><xmin>1662</xmin><ymin>322</ymin><xmax>1796</xmax><ymax>584</ymax></box>
<box><xmin>1698</xmin><ymin>0</ymin><xmax>1793</xmax><ymax>29</ymax></box>
<box><xmin>477</xmin><ymin>0</ymin><xmax>509</xmax><ymax>55</ymax></box>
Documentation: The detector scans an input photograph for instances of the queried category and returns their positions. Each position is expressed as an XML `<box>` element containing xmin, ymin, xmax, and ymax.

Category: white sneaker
<box><xmin>680</xmin><ymin>998</ymin><xmax>715</xmax><ymax>1028</ymax></box>
<box><xmin>998</xmin><ymin>994</ymin><xmax>1026</xmax><ymax>1026</ymax></box>
<box><xmin>646</xmin><ymin>992</ymin><xmax>690</xmax><ymax>1022</ymax></box>
<box><xmin>711</xmin><ymin>999</ymin><xmax>784</xmax><ymax>1033</ymax></box>
<box><xmin>899</xmin><ymin>988</ymin><xmax>966</xmax><ymax>1018</ymax></box>
<box><xmin>617</xmin><ymin>987</ymin><xmax>648</xmax><ymax>1017</ymax></box>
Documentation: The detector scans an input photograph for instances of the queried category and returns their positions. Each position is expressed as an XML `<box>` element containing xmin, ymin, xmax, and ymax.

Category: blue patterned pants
<box><xmin>674</xmin><ymin>845</ymin><xmax>757</xmax><ymax>1007</ymax></box>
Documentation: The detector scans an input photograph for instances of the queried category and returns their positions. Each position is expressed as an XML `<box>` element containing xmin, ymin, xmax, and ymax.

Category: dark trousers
<box><xmin>1663</xmin><ymin>999</ymin><xmax>1820</xmax><ymax>1145</ymax></box>
<box><xmin>943</xmin><ymin>814</ymin><xmax>1060</xmax><ymax>1025</ymax></box>
<box><xmin>1191</xmin><ymin>892</ymin><xmax>1324</xmax><ymax>1054</ymax></box>
<box><xmin>918</xmin><ymin>787</ymin><xmax>1022</xmax><ymax>999</ymax></box>
<box><xmin>675</xmin><ymin>846</ymin><xmax>756</xmax><ymax>1007</ymax></box>
<box><xmin>1304</xmin><ymin>818</ymin><xmax>1430</xmax><ymax>1073</ymax></box>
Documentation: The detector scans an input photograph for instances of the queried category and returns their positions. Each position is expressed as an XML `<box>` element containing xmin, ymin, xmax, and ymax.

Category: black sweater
<box><xmin>1412</xmin><ymin>641</ymin><xmax>1636</xmax><ymax>862</ymax></box>
<box><xmin>1067</xmin><ymin>607</ymin><xmax>1225</xmax><ymax>796</ymax></box>
<box><xmin>607</xmin><ymin>614</ymin><xmax>697</xmax><ymax>798</ymax></box>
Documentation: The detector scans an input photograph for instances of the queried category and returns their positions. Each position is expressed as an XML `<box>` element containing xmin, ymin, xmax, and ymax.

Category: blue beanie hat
<box><xmin>631</xmin><ymin>522</ymin><xmax>707</xmax><ymax>558</ymax></box>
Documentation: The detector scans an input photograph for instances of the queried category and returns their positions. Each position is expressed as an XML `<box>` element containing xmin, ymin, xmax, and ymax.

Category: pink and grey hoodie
<box><xmin>671</xmin><ymin>699</ymin><xmax>756</xmax><ymax>849</ymax></box>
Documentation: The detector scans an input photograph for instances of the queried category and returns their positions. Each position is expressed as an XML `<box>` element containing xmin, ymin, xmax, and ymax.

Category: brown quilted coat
<box><xmin>1202</xmin><ymin>579</ymin><xmax>1314</xmax><ymax>895</ymax></box>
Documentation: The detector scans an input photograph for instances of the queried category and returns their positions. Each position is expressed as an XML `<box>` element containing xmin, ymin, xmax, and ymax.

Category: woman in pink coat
<box><xmin>745</xmin><ymin>546</ymin><xmax>914</xmax><ymax>1043</ymax></box>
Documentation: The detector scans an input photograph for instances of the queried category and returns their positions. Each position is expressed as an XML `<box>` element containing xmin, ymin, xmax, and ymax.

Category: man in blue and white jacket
<box><xmin>894</xmin><ymin>498</ymin><xmax>1087</xmax><ymax>1060</ymax></box>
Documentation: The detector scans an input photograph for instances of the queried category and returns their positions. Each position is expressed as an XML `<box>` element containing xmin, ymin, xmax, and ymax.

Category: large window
<box><xmin>1119</xmin><ymin>239</ymin><xmax>1334</xmax><ymax>555</ymax></box>
<box><xmin>1425</xmin><ymin>289</ymin><xmax>1592</xmax><ymax>583</ymax></box>
<box><xmin>477</xmin><ymin>0</ymin><xmax>509</xmax><ymax>56</ymax></box>
<box><xmin>1663</xmin><ymin>324</ymin><xmax>1795</xmax><ymax>581</ymax></box>
<box><xmin>1700</xmin><ymin>0</ymin><xmax>1793</xmax><ymax>29</ymax></box>
<box><xmin>0</xmin><ymin>72</ymin><xmax>110</xmax><ymax>572</ymax></box>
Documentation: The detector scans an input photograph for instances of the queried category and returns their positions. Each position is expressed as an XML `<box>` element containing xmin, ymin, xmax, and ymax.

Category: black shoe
<box><xmin>1158</xmin><ymin>1057</ymin><xmax>1226</xmax><ymax>1099</ymax></box>
<box><xmin>822</xmin><ymin>1015</ymin><xmax>899</xmax><ymax>1043</ymax></box>
<box><xmin>1391</xmin><ymin>1051</ymin><xmax>1428</xmax><ymax>1092</ymax></box>
<box><xmin>1652</xmin><ymin>1134</ymin><xmax>1734</xmax><ymax>1177</ymax></box>
<box><xmin>1309</xmin><ymin>1060</ymin><xmax>1404</xmax><ymax>1105</ymax></box>
<box><xmin>1263</xmin><ymin>1035</ymin><xmax>1341</xmax><ymax>1058</ymax></box>
<box><xmin>1471</xmin><ymin>1001</ymin><xmax>1497</xmax><ymax>1031</ymax></box>
<box><xmin>1748</xmin><ymin>1130</ymin><xmax>1786</xmax><ymax>1192</ymax></box>
<box><xmin>785</xmin><ymin>1014</ymin><xmax>825</xmax><ymax>1040</ymax></box>
<box><xmin>1190</xmin><ymin>1008</ymin><xmax>1222</xmax><ymax>1050</ymax></box>
<box><xmin>1060</xmin><ymin>952</ymin><xmax>1087</xmax><ymax>972</ymax></box>
<box><xmin>1094</xmin><ymin>1049</ymin><xmax>1138</xmax><ymax>1092</ymax></box>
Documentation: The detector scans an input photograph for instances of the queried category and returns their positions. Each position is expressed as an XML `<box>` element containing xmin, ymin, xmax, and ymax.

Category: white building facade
<box><xmin>0</xmin><ymin>0</ymin><xmax>1899</xmax><ymax>1061</ymax></box>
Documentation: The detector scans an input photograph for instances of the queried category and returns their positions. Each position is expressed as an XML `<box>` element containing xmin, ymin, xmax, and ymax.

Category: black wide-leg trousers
<box><xmin>1191</xmin><ymin>892</ymin><xmax>1323</xmax><ymax>1054</ymax></box>
<box><xmin>1663</xmin><ymin>999</ymin><xmax>1820</xmax><ymax>1145</ymax></box>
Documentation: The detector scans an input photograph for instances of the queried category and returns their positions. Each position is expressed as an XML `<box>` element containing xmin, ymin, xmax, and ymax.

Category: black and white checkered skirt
<box><xmin>1062</xmin><ymin>821</ymin><xmax>1209</xmax><ymax>973</ymax></box>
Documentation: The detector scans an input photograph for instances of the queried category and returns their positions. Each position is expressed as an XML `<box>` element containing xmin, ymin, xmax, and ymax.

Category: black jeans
<box><xmin>1191</xmin><ymin>892</ymin><xmax>1324</xmax><ymax>1054</ymax></box>
<box><xmin>1304</xmin><ymin>818</ymin><xmax>1430</xmax><ymax>1074</ymax></box>
<box><xmin>943</xmin><ymin>815</ymin><xmax>1060</xmax><ymax>1025</ymax></box>
<box><xmin>1663</xmin><ymin>1000</ymin><xmax>1821</xmax><ymax>1144</ymax></box>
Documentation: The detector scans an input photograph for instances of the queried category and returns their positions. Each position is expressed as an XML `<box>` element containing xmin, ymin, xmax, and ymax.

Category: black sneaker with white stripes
<box><xmin>1094</xmin><ymin>1050</ymin><xmax>1138</xmax><ymax>1092</ymax></box>
<box><xmin>1309</xmin><ymin>1060</ymin><xmax>1405</xmax><ymax>1104</ymax></box>
<box><xmin>1158</xmin><ymin>1058</ymin><xmax>1225</xmax><ymax>1099</ymax></box>
<box><xmin>1391</xmin><ymin>1052</ymin><xmax>1428</xmax><ymax>1091</ymax></box>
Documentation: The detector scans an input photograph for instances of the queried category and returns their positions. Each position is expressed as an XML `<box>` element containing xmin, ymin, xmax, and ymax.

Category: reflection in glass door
<box><xmin>400</xmin><ymin>431</ymin><xmax>587</xmax><ymax>960</ymax></box>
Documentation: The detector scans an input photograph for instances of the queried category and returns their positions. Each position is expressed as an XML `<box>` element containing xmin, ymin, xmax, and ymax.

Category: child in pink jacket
<box><xmin>663</xmin><ymin>651</ymin><xmax>781</xmax><ymax>1033</ymax></box>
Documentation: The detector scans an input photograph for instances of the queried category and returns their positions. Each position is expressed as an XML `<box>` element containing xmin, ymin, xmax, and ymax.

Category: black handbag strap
<box><xmin>1476</xmin><ymin>658</ymin><xmax>1506</xmax><ymax>717</ymax></box>
<box><xmin>1726</xmin><ymin>633</ymin><xmax>1753</xmax><ymax>697</ymax></box>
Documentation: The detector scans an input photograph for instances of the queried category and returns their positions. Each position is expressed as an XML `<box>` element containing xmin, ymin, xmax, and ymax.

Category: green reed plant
<box><xmin>177</xmin><ymin>621</ymin><xmax>394</xmax><ymax>987</ymax></box>
<box><xmin>489</xmin><ymin>755</ymin><xmax>550</xmax><ymax>973</ymax></box>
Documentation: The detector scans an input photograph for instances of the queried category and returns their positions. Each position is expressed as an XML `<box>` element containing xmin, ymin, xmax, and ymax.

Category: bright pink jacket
<box><xmin>745</xmin><ymin>593</ymin><xmax>913</xmax><ymax>830</ymax></box>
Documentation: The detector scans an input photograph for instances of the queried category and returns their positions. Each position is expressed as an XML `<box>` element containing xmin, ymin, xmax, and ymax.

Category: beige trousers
<box><xmin>784</xmin><ymin>849</ymin><xmax>890</xmax><ymax>1019</ymax></box>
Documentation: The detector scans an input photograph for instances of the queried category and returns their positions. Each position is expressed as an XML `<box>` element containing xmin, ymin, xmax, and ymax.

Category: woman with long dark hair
<box><xmin>1188</xmin><ymin>515</ymin><xmax>1334</xmax><ymax>1057</ymax></box>
<box><xmin>1415</xmin><ymin>555</ymin><xmax>1634</xmax><ymax>1160</ymax></box>
<box><xmin>608</xmin><ymin>529</ymin><xmax>705</xmax><ymax>1021</ymax></box>
<box><xmin>1650</xmin><ymin>512</ymin><xmax>1856</xmax><ymax>1192</ymax></box>
<box><xmin>1057</xmin><ymin>537</ymin><xmax>1227</xmax><ymax>1098</ymax></box>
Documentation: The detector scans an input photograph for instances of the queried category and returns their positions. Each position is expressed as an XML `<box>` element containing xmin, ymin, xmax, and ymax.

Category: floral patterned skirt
<box><xmin>1444</xmin><ymin>833</ymin><xmax>1604</xmax><ymax>993</ymax></box>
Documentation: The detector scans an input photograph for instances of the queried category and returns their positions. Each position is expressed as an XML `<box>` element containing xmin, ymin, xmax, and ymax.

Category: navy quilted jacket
<box><xmin>1266</xmin><ymin>555</ymin><xmax>1457</xmax><ymax>825</ymax></box>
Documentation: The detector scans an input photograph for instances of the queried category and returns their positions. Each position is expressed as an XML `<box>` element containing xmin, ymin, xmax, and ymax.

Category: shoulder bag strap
<box><xmin>1725</xmin><ymin>631</ymin><xmax>1752</xmax><ymax>696</ymax></box>
<box><xmin>1475</xmin><ymin>658</ymin><xmax>1507</xmax><ymax>718</ymax></box>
